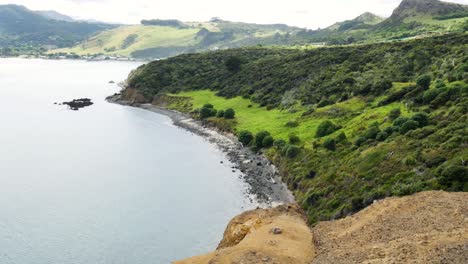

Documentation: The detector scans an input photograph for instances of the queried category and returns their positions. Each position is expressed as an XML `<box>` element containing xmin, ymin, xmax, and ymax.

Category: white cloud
<box><xmin>0</xmin><ymin>0</ymin><xmax>467</xmax><ymax>28</ymax></box>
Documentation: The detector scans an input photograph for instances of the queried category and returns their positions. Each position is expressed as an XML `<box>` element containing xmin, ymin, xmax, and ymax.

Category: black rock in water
<box><xmin>63</xmin><ymin>98</ymin><xmax>93</xmax><ymax>110</ymax></box>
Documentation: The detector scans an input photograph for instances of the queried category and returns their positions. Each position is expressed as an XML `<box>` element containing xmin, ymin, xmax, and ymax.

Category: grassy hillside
<box><xmin>124</xmin><ymin>33</ymin><xmax>468</xmax><ymax>223</ymax></box>
<box><xmin>54</xmin><ymin>0</ymin><xmax>468</xmax><ymax>58</ymax></box>
<box><xmin>0</xmin><ymin>4</ymin><xmax>114</xmax><ymax>51</ymax></box>
<box><xmin>53</xmin><ymin>20</ymin><xmax>302</xmax><ymax>59</ymax></box>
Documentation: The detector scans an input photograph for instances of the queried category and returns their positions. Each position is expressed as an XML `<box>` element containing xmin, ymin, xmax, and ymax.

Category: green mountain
<box><xmin>53</xmin><ymin>18</ymin><xmax>303</xmax><ymax>59</ymax></box>
<box><xmin>0</xmin><ymin>5</ymin><xmax>115</xmax><ymax>51</ymax></box>
<box><xmin>122</xmin><ymin>33</ymin><xmax>468</xmax><ymax>223</ymax></box>
<box><xmin>35</xmin><ymin>10</ymin><xmax>75</xmax><ymax>22</ymax></box>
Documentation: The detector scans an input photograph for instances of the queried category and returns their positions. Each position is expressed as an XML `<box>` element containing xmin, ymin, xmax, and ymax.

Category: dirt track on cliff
<box><xmin>175</xmin><ymin>191</ymin><xmax>468</xmax><ymax>264</ymax></box>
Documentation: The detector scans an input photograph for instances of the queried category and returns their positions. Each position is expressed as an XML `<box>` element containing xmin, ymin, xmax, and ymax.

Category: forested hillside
<box><xmin>0</xmin><ymin>5</ymin><xmax>115</xmax><ymax>53</ymax></box>
<box><xmin>124</xmin><ymin>33</ymin><xmax>468</xmax><ymax>223</ymax></box>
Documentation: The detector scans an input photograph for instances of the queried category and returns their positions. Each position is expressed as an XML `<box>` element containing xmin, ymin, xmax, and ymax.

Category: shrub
<box><xmin>216</xmin><ymin>110</ymin><xmax>225</xmax><ymax>118</ymax></box>
<box><xmin>439</xmin><ymin>165</ymin><xmax>468</xmax><ymax>191</ymax></box>
<box><xmin>383</xmin><ymin>126</ymin><xmax>394</xmax><ymax>135</ymax></box>
<box><xmin>364</xmin><ymin>124</ymin><xmax>381</xmax><ymax>140</ymax></box>
<box><xmin>400</xmin><ymin>120</ymin><xmax>420</xmax><ymax>134</ymax></box>
<box><xmin>285</xmin><ymin>121</ymin><xmax>299</xmax><ymax>127</ymax></box>
<box><xmin>274</xmin><ymin>139</ymin><xmax>286</xmax><ymax>149</ymax></box>
<box><xmin>336</xmin><ymin>132</ymin><xmax>347</xmax><ymax>143</ymax></box>
<box><xmin>289</xmin><ymin>134</ymin><xmax>301</xmax><ymax>144</ymax></box>
<box><xmin>323</xmin><ymin>138</ymin><xmax>336</xmax><ymax>151</ymax></box>
<box><xmin>416</xmin><ymin>74</ymin><xmax>431</xmax><ymax>90</ymax></box>
<box><xmin>316</xmin><ymin>120</ymin><xmax>338</xmax><ymax>138</ymax></box>
<box><xmin>376</xmin><ymin>132</ymin><xmax>389</xmax><ymax>142</ymax></box>
<box><xmin>388</xmin><ymin>108</ymin><xmax>401</xmax><ymax>120</ymax></box>
<box><xmin>224</xmin><ymin>108</ymin><xmax>236</xmax><ymax>119</ymax></box>
<box><xmin>200</xmin><ymin>107</ymin><xmax>217</xmax><ymax>119</ymax></box>
<box><xmin>255</xmin><ymin>131</ymin><xmax>271</xmax><ymax>149</ymax></box>
<box><xmin>203</xmin><ymin>103</ymin><xmax>214</xmax><ymax>109</ymax></box>
<box><xmin>262</xmin><ymin>136</ymin><xmax>274</xmax><ymax>148</ymax></box>
<box><xmin>355</xmin><ymin>136</ymin><xmax>367</xmax><ymax>146</ymax></box>
<box><xmin>410</xmin><ymin>112</ymin><xmax>429</xmax><ymax>127</ymax></box>
<box><xmin>238</xmin><ymin>130</ymin><xmax>253</xmax><ymax>146</ymax></box>
<box><xmin>283</xmin><ymin>144</ymin><xmax>300</xmax><ymax>158</ymax></box>
<box><xmin>423</xmin><ymin>89</ymin><xmax>440</xmax><ymax>103</ymax></box>
<box><xmin>393</xmin><ymin>117</ymin><xmax>409</xmax><ymax>127</ymax></box>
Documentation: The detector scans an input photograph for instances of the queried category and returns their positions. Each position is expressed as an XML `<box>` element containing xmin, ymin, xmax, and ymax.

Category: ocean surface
<box><xmin>0</xmin><ymin>59</ymin><xmax>255</xmax><ymax>263</ymax></box>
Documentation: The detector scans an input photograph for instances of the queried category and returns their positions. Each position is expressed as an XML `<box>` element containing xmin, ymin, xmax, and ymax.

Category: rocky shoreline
<box><xmin>106</xmin><ymin>94</ymin><xmax>295</xmax><ymax>206</ymax></box>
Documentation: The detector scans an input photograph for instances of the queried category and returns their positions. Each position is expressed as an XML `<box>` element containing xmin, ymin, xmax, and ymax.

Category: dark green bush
<box><xmin>439</xmin><ymin>165</ymin><xmax>468</xmax><ymax>191</ymax></box>
<box><xmin>410</xmin><ymin>112</ymin><xmax>429</xmax><ymax>127</ymax></box>
<box><xmin>274</xmin><ymin>139</ymin><xmax>286</xmax><ymax>149</ymax></box>
<box><xmin>323</xmin><ymin>138</ymin><xmax>336</xmax><ymax>151</ymax></box>
<box><xmin>255</xmin><ymin>130</ymin><xmax>271</xmax><ymax>149</ymax></box>
<box><xmin>355</xmin><ymin>136</ymin><xmax>367</xmax><ymax>146</ymax></box>
<box><xmin>376</xmin><ymin>132</ymin><xmax>389</xmax><ymax>142</ymax></box>
<box><xmin>200</xmin><ymin>107</ymin><xmax>217</xmax><ymax>119</ymax></box>
<box><xmin>388</xmin><ymin>108</ymin><xmax>401</xmax><ymax>120</ymax></box>
<box><xmin>262</xmin><ymin>136</ymin><xmax>274</xmax><ymax>148</ymax></box>
<box><xmin>416</xmin><ymin>74</ymin><xmax>431</xmax><ymax>90</ymax></box>
<box><xmin>400</xmin><ymin>120</ymin><xmax>420</xmax><ymax>134</ymax></box>
<box><xmin>336</xmin><ymin>132</ymin><xmax>347</xmax><ymax>143</ymax></box>
<box><xmin>289</xmin><ymin>134</ymin><xmax>301</xmax><ymax>144</ymax></box>
<box><xmin>393</xmin><ymin>117</ymin><xmax>409</xmax><ymax>127</ymax></box>
<box><xmin>316</xmin><ymin>120</ymin><xmax>338</xmax><ymax>138</ymax></box>
<box><xmin>224</xmin><ymin>108</ymin><xmax>236</xmax><ymax>119</ymax></box>
<box><xmin>203</xmin><ymin>103</ymin><xmax>214</xmax><ymax>109</ymax></box>
<box><xmin>283</xmin><ymin>144</ymin><xmax>300</xmax><ymax>158</ymax></box>
<box><xmin>363</xmin><ymin>124</ymin><xmax>381</xmax><ymax>140</ymax></box>
<box><xmin>216</xmin><ymin>110</ymin><xmax>225</xmax><ymax>118</ymax></box>
<box><xmin>238</xmin><ymin>130</ymin><xmax>254</xmax><ymax>145</ymax></box>
<box><xmin>285</xmin><ymin>121</ymin><xmax>299</xmax><ymax>127</ymax></box>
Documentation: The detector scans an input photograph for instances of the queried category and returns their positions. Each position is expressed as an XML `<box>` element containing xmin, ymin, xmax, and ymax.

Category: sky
<box><xmin>0</xmin><ymin>0</ymin><xmax>467</xmax><ymax>29</ymax></box>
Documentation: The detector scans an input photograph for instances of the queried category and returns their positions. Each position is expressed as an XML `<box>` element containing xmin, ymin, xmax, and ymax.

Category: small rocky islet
<box><xmin>61</xmin><ymin>98</ymin><xmax>94</xmax><ymax>110</ymax></box>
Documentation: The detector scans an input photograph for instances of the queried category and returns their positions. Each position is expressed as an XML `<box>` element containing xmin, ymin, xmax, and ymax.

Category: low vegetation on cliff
<box><xmin>124</xmin><ymin>32</ymin><xmax>467</xmax><ymax>223</ymax></box>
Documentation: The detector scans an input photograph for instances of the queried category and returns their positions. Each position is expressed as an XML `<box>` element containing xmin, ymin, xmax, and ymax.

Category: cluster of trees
<box><xmin>238</xmin><ymin>130</ymin><xmax>301</xmax><ymax>158</ymax></box>
<box><xmin>140</xmin><ymin>19</ymin><xmax>188</xmax><ymax>28</ymax></box>
<box><xmin>199</xmin><ymin>104</ymin><xmax>235</xmax><ymax>119</ymax></box>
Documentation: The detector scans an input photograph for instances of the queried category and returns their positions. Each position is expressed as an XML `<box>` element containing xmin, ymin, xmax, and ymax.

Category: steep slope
<box><xmin>374</xmin><ymin>0</ymin><xmax>468</xmax><ymax>39</ymax></box>
<box><xmin>0</xmin><ymin>5</ymin><xmax>115</xmax><ymax>48</ymax></box>
<box><xmin>53</xmin><ymin>19</ymin><xmax>302</xmax><ymax>59</ymax></box>
<box><xmin>122</xmin><ymin>33</ymin><xmax>468</xmax><ymax>224</ymax></box>
<box><xmin>176</xmin><ymin>191</ymin><xmax>467</xmax><ymax>263</ymax></box>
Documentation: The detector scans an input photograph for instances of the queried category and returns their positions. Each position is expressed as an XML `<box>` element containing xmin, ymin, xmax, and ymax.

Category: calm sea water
<box><xmin>0</xmin><ymin>59</ymin><xmax>255</xmax><ymax>263</ymax></box>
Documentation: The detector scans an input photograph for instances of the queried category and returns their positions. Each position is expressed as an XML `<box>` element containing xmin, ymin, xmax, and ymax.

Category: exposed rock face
<box><xmin>175</xmin><ymin>204</ymin><xmax>315</xmax><ymax>264</ymax></box>
<box><xmin>175</xmin><ymin>191</ymin><xmax>468</xmax><ymax>264</ymax></box>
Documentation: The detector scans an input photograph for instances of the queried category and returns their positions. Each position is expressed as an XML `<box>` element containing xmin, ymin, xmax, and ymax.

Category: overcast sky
<box><xmin>1</xmin><ymin>0</ymin><xmax>467</xmax><ymax>28</ymax></box>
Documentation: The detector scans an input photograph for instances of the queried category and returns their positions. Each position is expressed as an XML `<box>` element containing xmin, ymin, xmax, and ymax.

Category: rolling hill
<box><xmin>52</xmin><ymin>19</ymin><xmax>303</xmax><ymax>59</ymax></box>
<box><xmin>0</xmin><ymin>4</ymin><xmax>115</xmax><ymax>51</ymax></box>
<box><xmin>54</xmin><ymin>0</ymin><xmax>468</xmax><ymax>59</ymax></box>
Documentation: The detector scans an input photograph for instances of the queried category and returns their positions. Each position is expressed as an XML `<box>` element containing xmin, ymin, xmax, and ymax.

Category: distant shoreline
<box><xmin>106</xmin><ymin>94</ymin><xmax>295</xmax><ymax>206</ymax></box>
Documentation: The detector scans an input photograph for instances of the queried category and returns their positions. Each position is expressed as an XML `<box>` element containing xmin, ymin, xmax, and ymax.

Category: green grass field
<box><xmin>170</xmin><ymin>87</ymin><xmax>411</xmax><ymax>147</ymax></box>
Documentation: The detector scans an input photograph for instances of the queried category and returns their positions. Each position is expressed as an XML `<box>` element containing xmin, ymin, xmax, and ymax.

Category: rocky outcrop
<box><xmin>175</xmin><ymin>191</ymin><xmax>468</xmax><ymax>263</ymax></box>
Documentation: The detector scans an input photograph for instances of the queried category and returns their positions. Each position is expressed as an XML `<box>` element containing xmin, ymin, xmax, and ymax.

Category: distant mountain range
<box><xmin>1</xmin><ymin>0</ymin><xmax>467</xmax><ymax>58</ymax></box>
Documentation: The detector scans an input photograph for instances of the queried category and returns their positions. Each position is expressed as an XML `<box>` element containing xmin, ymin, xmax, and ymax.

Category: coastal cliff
<box><xmin>175</xmin><ymin>191</ymin><xmax>468</xmax><ymax>263</ymax></box>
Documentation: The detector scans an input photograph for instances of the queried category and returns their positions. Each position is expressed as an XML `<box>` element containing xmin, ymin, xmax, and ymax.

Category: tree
<box><xmin>410</xmin><ymin>112</ymin><xmax>429</xmax><ymax>127</ymax></box>
<box><xmin>416</xmin><ymin>75</ymin><xmax>431</xmax><ymax>90</ymax></box>
<box><xmin>238</xmin><ymin>130</ymin><xmax>254</xmax><ymax>146</ymax></box>
<box><xmin>283</xmin><ymin>144</ymin><xmax>300</xmax><ymax>158</ymax></box>
<box><xmin>225</xmin><ymin>56</ymin><xmax>242</xmax><ymax>72</ymax></box>
<box><xmin>224</xmin><ymin>108</ymin><xmax>235</xmax><ymax>119</ymax></box>
<box><xmin>316</xmin><ymin>121</ymin><xmax>338</xmax><ymax>138</ymax></box>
